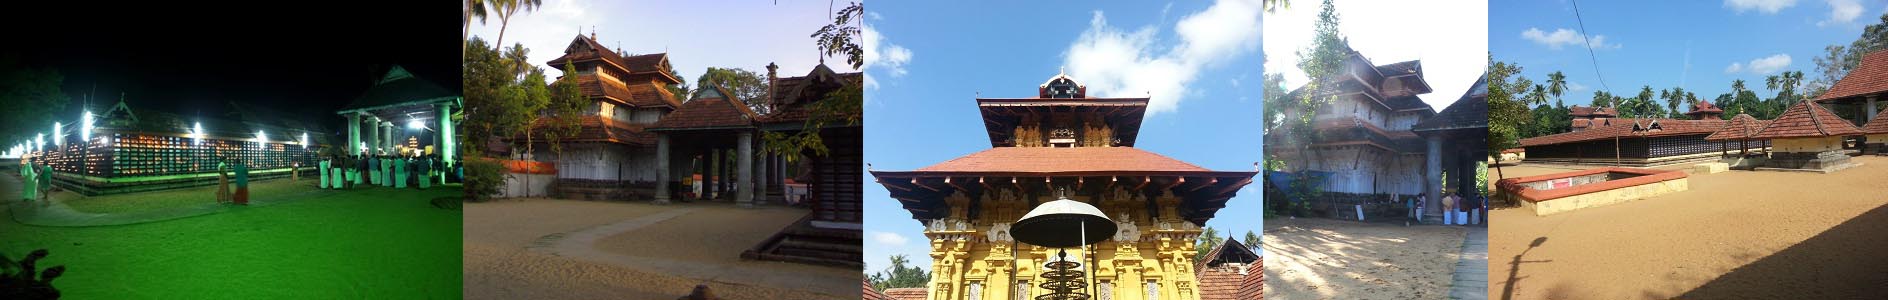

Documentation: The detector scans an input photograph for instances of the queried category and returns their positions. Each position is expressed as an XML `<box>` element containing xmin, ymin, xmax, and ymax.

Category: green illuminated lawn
<box><xmin>58</xmin><ymin>177</ymin><xmax>320</xmax><ymax>214</ymax></box>
<box><xmin>1</xmin><ymin>177</ymin><xmax>462</xmax><ymax>299</ymax></box>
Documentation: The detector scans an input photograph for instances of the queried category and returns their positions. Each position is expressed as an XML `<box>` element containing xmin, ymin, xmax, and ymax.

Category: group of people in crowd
<box><xmin>317</xmin><ymin>153</ymin><xmax>449</xmax><ymax>190</ymax></box>
<box><xmin>18</xmin><ymin>161</ymin><xmax>51</xmax><ymax>202</ymax></box>
<box><xmin>1404</xmin><ymin>189</ymin><xmax>1486</xmax><ymax>226</ymax></box>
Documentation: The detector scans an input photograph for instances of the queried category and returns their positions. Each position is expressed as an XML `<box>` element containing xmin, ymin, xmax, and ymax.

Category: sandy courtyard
<box><xmin>1489</xmin><ymin>156</ymin><xmax>1888</xmax><ymax>299</ymax></box>
<box><xmin>1263</xmin><ymin>217</ymin><xmax>1469</xmax><ymax>300</ymax></box>
<box><xmin>462</xmin><ymin>198</ymin><xmax>857</xmax><ymax>299</ymax></box>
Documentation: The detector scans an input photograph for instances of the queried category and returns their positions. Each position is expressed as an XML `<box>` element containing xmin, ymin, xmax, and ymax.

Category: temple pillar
<box><xmin>440</xmin><ymin>102</ymin><xmax>455</xmax><ymax>168</ymax></box>
<box><xmin>654</xmin><ymin>134</ymin><xmax>671</xmax><ymax>204</ymax></box>
<box><xmin>385</xmin><ymin>121</ymin><xmax>397</xmax><ymax>152</ymax></box>
<box><xmin>737</xmin><ymin>132</ymin><xmax>754</xmax><ymax>208</ymax></box>
<box><xmin>751</xmin><ymin>136</ymin><xmax>767</xmax><ymax>206</ymax></box>
<box><xmin>1424</xmin><ymin>136</ymin><xmax>1442</xmax><ymax>223</ymax></box>
<box><xmin>347</xmin><ymin>113</ymin><xmax>361</xmax><ymax>155</ymax></box>
<box><xmin>367</xmin><ymin>116</ymin><xmax>379</xmax><ymax>155</ymax></box>
<box><xmin>1868</xmin><ymin>95</ymin><xmax>1879</xmax><ymax>125</ymax></box>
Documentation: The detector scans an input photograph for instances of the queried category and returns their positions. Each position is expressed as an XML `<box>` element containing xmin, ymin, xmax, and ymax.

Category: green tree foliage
<box><xmin>1195</xmin><ymin>227</ymin><xmax>1224</xmax><ymax>262</ymax></box>
<box><xmin>667</xmin><ymin>67</ymin><xmax>691</xmax><ymax>101</ymax></box>
<box><xmin>1242</xmin><ymin>230</ymin><xmax>1260</xmax><ymax>250</ymax></box>
<box><xmin>764</xmin><ymin>1</ymin><xmax>865</xmax><ymax>163</ymax></box>
<box><xmin>0</xmin><ymin>56</ymin><xmax>69</xmax><ymax>146</ymax></box>
<box><xmin>867</xmin><ymin>254</ymin><xmax>931</xmax><ymax>291</ymax></box>
<box><xmin>1811</xmin><ymin>12</ymin><xmax>1888</xmax><ymax>98</ymax></box>
<box><xmin>463</xmin><ymin>157</ymin><xmax>506</xmax><ymax>201</ymax></box>
<box><xmin>812</xmin><ymin>2</ymin><xmax>865</xmax><ymax>70</ymax></box>
<box><xmin>1487</xmin><ymin>56</ymin><xmax>1530</xmax><ymax>179</ymax></box>
<box><xmin>695</xmin><ymin>67</ymin><xmax>771</xmax><ymax>113</ymax></box>
<box><xmin>540</xmin><ymin>63</ymin><xmax>588</xmax><ymax>159</ymax></box>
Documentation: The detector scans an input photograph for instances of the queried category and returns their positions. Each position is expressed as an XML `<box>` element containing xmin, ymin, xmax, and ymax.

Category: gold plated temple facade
<box><xmin>922</xmin><ymin>189</ymin><xmax>1206</xmax><ymax>300</ymax></box>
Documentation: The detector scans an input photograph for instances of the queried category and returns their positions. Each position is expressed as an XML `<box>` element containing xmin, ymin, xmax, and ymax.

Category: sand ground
<box><xmin>1262</xmin><ymin>217</ymin><xmax>1469</xmax><ymax>300</ymax></box>
<box><xmin>1489</xmin><ymin>156</ymin><xmax>1888</xmax><ymax>299</ymax></box>
<box><xmin>462</xmin><ymin>198</ymin><xmax>856</xmax><ymax>300</ymax></box>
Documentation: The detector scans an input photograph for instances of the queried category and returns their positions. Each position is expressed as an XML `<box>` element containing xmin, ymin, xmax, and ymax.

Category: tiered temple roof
<box><xmin>1413</xmin><ymin>73</ymin><xmax>1490</xmax><ymax>133</ymax></box>
<box><xmin>1703</xmin><ymin>114</ymin><xmax>1771</xmax><ymax>141</ymax></box>
<box><xmin>546</xmin><ymin>34</ymin><xmax>683</xmax><ymax>109</ymax></box>
<box><xmin>1686</xmin><ymin>100</ymin><xmax>1724</xmax><ymax>119</ymax></box>
<box><xmin>1747</xmin><ymin>100</ymin><xmax>1863</xmax><ymax>139</ymax></box>
<box><xmin>1816</xmin><ymin>51</ymin><xmax>1888</xmax><ymax>102</ymax></box>
<box><xmin>759</xmin><ymin>64</ymin><xmax>864</xmax><ymax>125</ymax></box>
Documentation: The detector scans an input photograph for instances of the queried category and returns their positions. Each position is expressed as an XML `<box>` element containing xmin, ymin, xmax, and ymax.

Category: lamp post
<box><xmin>1011</xmin><ymin>189</ymin><xmax>1114</xmax><ymax>300</ymax></box>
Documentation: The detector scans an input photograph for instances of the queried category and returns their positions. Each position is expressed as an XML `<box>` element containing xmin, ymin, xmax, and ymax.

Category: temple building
<box><xmin>337</xmin><ymin>65</ymin><xmax>460</xmax><ymax>167</ymax></box>
<box><xmin>871</xmin><ymin>73</ymin><xmax>1257</xmax><ymax>300</ymax></box>
<box><xmin>1748</xmin><ymin>100</ymin><xmax>1865</xmax><ymax>172</ymax></box>
<box><xmin>520</xmin><ymin>33</ymin><xmax>682</xmax><ymax>200</ymax></box>
<box><xmin>739</xmin><ymin>64</ymin><xmax>868</xmax><ymax>267</ymax></box>
<box><xmin>1863</xmin><ymin>109</ymin><xmax>1888</xmax><ymax>153</ymax></box>
<box><xmin>1814</xmin><ymin>50</ymin><xmax>1888</xmax><ymax>129</ymax></box>
<box><xmin>1263</xmin><ymin>48</ymin><xmax>1488</xmax><ymax>222</ymax></box>
<box><xmin>1567</xmin><ymin>105</ymin><xmax>1619</xmax><ymax>132</ymax></box>
<box><xmin>1702</xmin><ymin>114</ymin><xmax>1772</xmax><ymax>157</ymax></box>
<box><xmin>1517</xmin><ymin>105</ymin><xmax>1744</xmax><ymax>166</ymax></box>
<box><xmin>1686</xmin><ymin>100</ymin><xmax>1725</xmax><ymax>120</ymax></box>
<box><xmin>1264</xmin><ymin>51</ymin><xmax>1435</xmax><ymax>205</ymax></box>
<box><xmin>23</xmin><ymin>94</ymin><xmax>327</xmax><ymax>195</ymax></box>
<box><xmin>1194</xmin><ymin>239</ymin><xmax>1261</xmax><ymax>300</ymax></box>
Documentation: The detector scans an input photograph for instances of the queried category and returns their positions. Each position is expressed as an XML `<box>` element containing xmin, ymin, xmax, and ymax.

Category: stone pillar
<box><xmin>440</xmin><ymin>102</ymin><xmax>455</xmax><ymax>168</ymax></box>
<box><xmin>1425</xmin><ymin>136</ymin><xmax>1442</xmax><ymax>223</ymax></box>
<box><xmin>654</xmin><ymin>134</ymin><xmax>671</xmax><ymax>204</ymax></box>
<box><xmin>385</xmin><ymin>121</ymin><xmax>397</xmax><ymax>152</ymax></box>
<box><xmin>737</xmin><ymin>132</ymin><xmax>754</xmax><ymax>208</ymax></box>
<box><xmin>366</xmin><ymin>116</ymin><xmax>379</xmax><ymax>155</ymax></box>
<box><xmin>1868</xmin><ymin>95</ymin><xmax>1879</xmax><ymax>125</ymax></box>
<box><xmin>347</xmin><ymin>113</ymin><xmax>361</xmax><ymax>155</ymax></box>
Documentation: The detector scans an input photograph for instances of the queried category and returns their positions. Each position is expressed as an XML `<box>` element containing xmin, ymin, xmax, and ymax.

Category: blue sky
<box><xmin>1493</xmin><ymin>0</ymin><xmax>1887</xmax><ymax>105</ymax></box>
<box><xmin>1265</xmin><ymin>0</ymin><xmax>1488</xmax><ymax>111</ymax></box>
<box><xmin>863</xmin><ymin>0</ymin><xmax>1264</xmax><ymax>274</ymax></box>
<box><xmin>467</xmin><ymin>0</ymin><xmax>844</xmax><ymax>82</ymax></box>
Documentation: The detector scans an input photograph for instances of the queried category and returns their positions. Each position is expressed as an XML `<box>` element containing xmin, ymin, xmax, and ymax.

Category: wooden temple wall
<box><xmin>1302</xmin><ymin>146</ymin><xmax>1424</xmax><ymax>196</ymax></box>
<box><xmin>1527</xmin><ymin>134</ymin><xmax>1770</xmax><ymax>160</ymax></box>
<box><xmin>539</xmin><ymin>143</ymin><xmax>659</xmax><ymax>183</ymax></box>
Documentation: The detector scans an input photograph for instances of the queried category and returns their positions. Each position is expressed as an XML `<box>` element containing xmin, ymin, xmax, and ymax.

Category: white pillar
<box><xmin>1425</xmin><ymin>136</ymin><xmax>1443</xmax><ymax>223</ymax></box>
<box><xmin>654</xmin><ymin>134</ymin><xmax>671</xmax><ymax>204</ymax></box>
<box><xmin>1868</xmin><ymin>95</ymin><xmax>1879</xmax><ymax>124</ymax></box>
<box><xmin>738</xmin><ymin>132</ymin><xmax>755</xmax><ymax>208</ymax></box>
<box><xmin>366</xmin><ymin>116</ymin><xmax>379</xmax><ymax>155</ymax></box>
<box><xmin>440</xmin><ymin>102</ymin><xmax>454</xmax><ymax>167</ymax></box>
<box><xmin>347</xmin><ymin>113</ymin><xmax>361</xmax><ymax>155</ymax></box>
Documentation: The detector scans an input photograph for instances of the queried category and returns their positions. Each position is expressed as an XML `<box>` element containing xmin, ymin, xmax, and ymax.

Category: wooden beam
<box><xmin>912</xmin><ymin>178</ymin><xmax>943</xmax><ymax>192</ymax></box>
<box><xmin>1187</xmin><ymin>177</ymin><xmax>1219</xmax><ymax>192</ymax></box>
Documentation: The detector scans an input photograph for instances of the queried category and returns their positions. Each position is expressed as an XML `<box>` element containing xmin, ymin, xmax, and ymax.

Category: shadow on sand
<box><xmin>1674</xmin><ymin>201</ymin><xmax>1888</xmax><ymax>299</ymax></box>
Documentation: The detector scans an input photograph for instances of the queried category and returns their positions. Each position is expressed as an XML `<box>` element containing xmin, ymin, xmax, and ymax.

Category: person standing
<box><xmin>318</xmin><ymin>155</ymin><xmax>330</xmax><ymax>189</ymax></box>
<box><xmin>233</xmin><ymin>159</ymin><xmax>249</xmax><ymax>205</ymax></box>
<box><xmin>216</xmin><ymin>158</ymin><xmax>231</xmax><ymax>203</ymax></box>
<box><xmin>21</xmin><ymin>161</ymin><xmax>35</xmax><ymax>201</ymax></box>
<box><xmin>393</xmin><ymin>155</ymin><xmax>408</xmax><ymax>189</ymax></box>
<box><xmin>38</xmin><ymin>163</ymin><xmax>52</xmax><ymax>202</ymax></box>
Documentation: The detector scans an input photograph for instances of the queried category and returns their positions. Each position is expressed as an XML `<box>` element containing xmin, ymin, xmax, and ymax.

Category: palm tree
<box><xmin>1732</xmin><ymin>79</ymin><xmax>1747</xmax><ymax>95</ymax></box>
<box><xmin>1547</xmin><ymin>71</ymin><xmax>1567</xmax><ymax>107</ymax></box>
<box><xmin>504</xmin><ymin>44</ymin><xmax>532</xmax><ymax>80</ymax></box>
<box><xmin>463</xmin><ymin>0</ymin><xmax>488</xmax><ymax>58</ymax></box>
<box><xmin>1664</xmin><ymin>87</ymin><xmax>1686</xmax><ymax>118</ymax></box>
<box><xmin>489</xmin><ymin>0</ymin><xmax>544</xmax><ymax>49</ymax></box>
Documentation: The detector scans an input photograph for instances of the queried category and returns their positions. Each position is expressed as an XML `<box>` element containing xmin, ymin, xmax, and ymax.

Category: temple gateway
<box><xmin>871</xmin><ymin>73</ymin><xmax>1257</xmax><ymax>300</ymax></box>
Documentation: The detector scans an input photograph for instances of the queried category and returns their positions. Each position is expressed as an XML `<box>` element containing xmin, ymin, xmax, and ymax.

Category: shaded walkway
<box><xmin>1448</xmin><ymin>227</ymin><xmax>1488</xmax><ymax>300</ymax></box>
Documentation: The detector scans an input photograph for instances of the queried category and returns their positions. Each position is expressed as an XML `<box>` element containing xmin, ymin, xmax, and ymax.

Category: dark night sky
<box><xmin>2</xmin><ymin>2</ymin><xmax>458</xmax><ymax>131</ymax></box>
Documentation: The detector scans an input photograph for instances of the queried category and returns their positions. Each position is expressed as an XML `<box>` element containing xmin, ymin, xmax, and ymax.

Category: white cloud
<box><xmin>1725</xmin><ymin>0</ymin><xmax>1800</xmax><ymax>14</ymax></box>
<box><xmin>1064</xmin><ymin>0</ymin><xmax>1262</xmax><ymax>116</ymax></box>
<box><xmin>863</xmin><ymin>24</ymin><xmax>913</xmax><ymax>90</ymax></box>
<box><xmin>1567</xmin><ymin>82</ymin><xmax>1590</xmax><ymax>92</ymax></box>
<box><xmin>1521</xmin><ymin>28</ymin><xmax>1618</xmax><ymax>50</ymax></box>
<box><xmin>1266</xmin><ymin>0</ymin><xmax>1487</xmax><ymax>110</ymax></box>
<box><xmin>871</xmin><ymin>231</ymin><xmax>909</xmax><ymax>246</ymax></box>
<box><xmin>1818</xmin><ymin>0</ymin><xmax>1865</xmax><ymax>26</ymax></box>
<box><xmin>1728</xmin><ymin>54</ymin><xmax>1793</xmax><ymax>74</ymax></box>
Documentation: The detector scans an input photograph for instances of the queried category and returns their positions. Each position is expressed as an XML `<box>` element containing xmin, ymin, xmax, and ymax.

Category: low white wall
<box><xmin>500</xmin><ymin>173</ymin><xmax>555</xmax><ymax>198</ymax></box>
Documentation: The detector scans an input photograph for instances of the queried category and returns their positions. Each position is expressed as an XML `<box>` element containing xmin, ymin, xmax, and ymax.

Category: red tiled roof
<box><xmin>1241</xmin><ymin>258</ymin><xmax>1264</xmax><ymax>300</ymax></box>
<box><xmin>546</xmin><ymin>34</ymin><xmax>677</xmax><ymax>83</ymax></box>
<box><xmin>1748</xmin><ymin>101</ymin><xmax>1863</xmax><ymax>139</ymax></box>
<box><xmin>575</xmin><ymin>74</ymin><xmax>680</xmax><ymax>109</ymax></box>
<box><xmin>883</xmin><ymin>288</ymin><xmax>926</xmax><ymax>300</ymax></box>
<box><xmin>1198</xmin><ymin>267</ymin><xmax>1245</xmax><ymax>300</ymax></box>
<box><xmin>862</xmin><ymin>280</ymin><xmax>894</xmax><ymax>300</ymax></box>
<box><xmin>1817</xmin><ymin>50</ymin><xmax>1888</xmax><ymax>101</ymax></box>
<box><xmin>1863</xmin><ymin>109</ymin><xmax>1888</xmax><ymax>134</ymax></box>
<box><xmin>1703</xmin><ymin>114</ymin><xmax>1770</xmax><ymax>141</ymax></box>
<box><xmin>1570</xmin><ymin>105</ymin><xmax>1619</xmax><ymax>117</ymax></box>
<box><xmin>760</xmin><ymin>68</ymin><xmax>864</xmax><ymax>124</ymax></box>
<box><xmin>1196</xmin><ymin>238</ymin><xmax>1260</xmax><ymax>300</ymax></box>
<box><xmin>510</xmin><ymin>116</ymin><xmax>654</xmax><ymax>145</ymax></box>
<box><xmin>648</xmin><ymin>88</ymin><xmax>759</xmax><ymax>131</ymax></box>
<box><xmin>1687</xmin><ymin>100</ymin><xmax>1723</xmax><ymax>115</ymax></box>
<box><xmin>912</xmin><ymin>147</ymin><xmax>1211</xmax><ymax>174</ymax></box>
<box><xmin>1519</xmin><ymin>118</ymin><xmax>1729</xmax><ymax>147</ymax></box>
<box><xmin>1572</xmin><ymin>119</ymin><xmax>1592</xmax><ymax>128</ymax></box>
